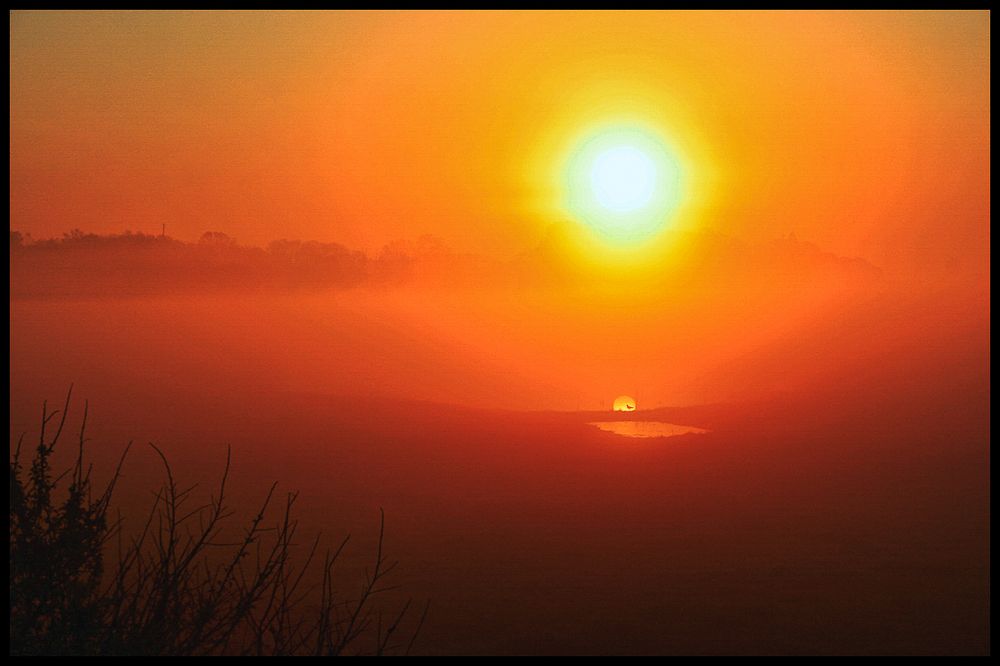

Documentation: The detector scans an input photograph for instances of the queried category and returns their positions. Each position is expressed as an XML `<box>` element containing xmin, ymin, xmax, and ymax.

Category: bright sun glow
<box><xmin>613</xmin><ymin>395</ymin><xmax>637</xmax><ymax>412</ymax></box>
<box><xmin>564</xmin><ymin>124</ymin><xmax>682</xmax><ymax>244</ymax></box>
<box><xmin>591</xmin><ymin>146</ymin><xmax>656</xmax><ymax>213</ymax></box>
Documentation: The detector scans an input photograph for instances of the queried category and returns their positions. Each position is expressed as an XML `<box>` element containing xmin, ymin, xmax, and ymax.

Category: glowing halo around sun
<box><xmin>564</xmin><ymin>124</ymin><xmax>682</xmax><ymax>244</ymax></box>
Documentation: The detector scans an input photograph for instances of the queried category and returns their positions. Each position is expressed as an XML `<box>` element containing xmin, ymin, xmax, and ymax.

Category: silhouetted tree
<box><xmin>10</xmin><ymin>388</ymin><xmax>427</xmax><ymax>656</ymax></box>
<box><xmin>199</xmin><ymin>231</ymin><xmax>237</xmax><ymax>247</ymax></box>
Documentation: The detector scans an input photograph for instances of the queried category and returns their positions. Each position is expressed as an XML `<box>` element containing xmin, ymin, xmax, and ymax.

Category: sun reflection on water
<box><xmin>589</xmin><ymin>421</ymin><xmax>709</xmax><ymax>439</ymax></box>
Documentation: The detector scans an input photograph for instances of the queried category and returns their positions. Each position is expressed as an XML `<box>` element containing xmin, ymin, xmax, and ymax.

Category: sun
<box><xmin>613</xmin><ymin>395</ymin><xmax>637</xmax><ymax>412</ymax></box>
<box><xmin>564</xmin><ymin>124</ymin><xmax>682</xmax><ymax>244</ymax></box>
<box><xmin>591</xmin><ymin>146</ymin><xmax>657</xmax><ymax>213</ymax></box>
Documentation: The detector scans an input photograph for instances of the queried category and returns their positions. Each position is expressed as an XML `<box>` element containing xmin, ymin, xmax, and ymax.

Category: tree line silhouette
<box><xmin>9</xmin><ymin>229</ymin><xmax>477</xmax><ymax>298</ymax></box>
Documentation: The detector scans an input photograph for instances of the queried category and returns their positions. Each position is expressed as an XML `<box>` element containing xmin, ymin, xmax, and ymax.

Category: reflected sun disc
<box><xmin>613</xmin><ymin>395</ymin><xmax>637</xmax><ymax>411</ymax></box>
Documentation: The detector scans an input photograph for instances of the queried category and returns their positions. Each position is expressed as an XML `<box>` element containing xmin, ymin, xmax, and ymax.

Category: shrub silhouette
<box><xmin>9</xmin><ymin>388</ymin><xmax>427</xmax><ymax>656</ymax></box>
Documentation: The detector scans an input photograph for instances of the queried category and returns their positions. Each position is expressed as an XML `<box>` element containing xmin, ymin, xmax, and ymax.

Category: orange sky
<box><xmin>9</xmin><ymin>10</ymin><xmax>992</xmax><ymax>412</ymax></box>
<box><xmin>8</xmin><ymin>15</ymin><xmax>990</xmax><ymax>655</ymax></box>
<box><xmin>10</xmin><ymin>11</ymin><xmax>990</xmax><ymax>274</ymax></box>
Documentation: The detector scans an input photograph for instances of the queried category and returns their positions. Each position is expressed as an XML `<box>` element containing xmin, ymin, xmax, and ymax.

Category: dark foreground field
<box><xmin>10</xmin><ymin>377</ymin><xmax>988</xmax><ymax>655</ymax></box>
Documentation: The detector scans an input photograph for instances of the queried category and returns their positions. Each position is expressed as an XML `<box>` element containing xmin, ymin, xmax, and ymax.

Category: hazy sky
<box><xmin>10</xmin><ymin>11</ymin><xmax>990</xmax><ymax>275</ymax></box>
<box><xmin>8</xmin><ymin>16</ymin><xmax>989</xmax><ymax>654</ymax></box>
<box><xmin>10</xmin><ymin>11</ymin><xmax>990</xmax><ymax>410</ymax></box>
